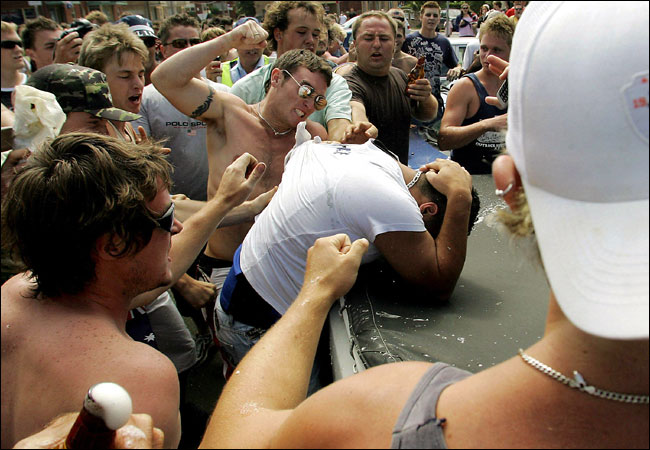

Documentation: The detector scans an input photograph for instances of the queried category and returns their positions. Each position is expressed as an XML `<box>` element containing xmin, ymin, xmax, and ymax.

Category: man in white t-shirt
<box><xmin>215</xmin><ymin>138</ymin><xmax>480</xmax><ymax>383</ymax></box>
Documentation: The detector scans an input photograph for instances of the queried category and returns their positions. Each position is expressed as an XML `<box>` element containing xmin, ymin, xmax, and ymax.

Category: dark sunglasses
<box><xmin>141</xmin><ymin>36</ymin><xmax>159</xmax><ymax>48</ymax></box>
<box><xmin>164</xmin><ymin>38</ymin><xmax>200</xmax><ymax>49</ymax></box>
<box><xmin>282</xmin><ymin>70</ymin><xmax>327</xmax><ymax>111</ymax></box>
<box><xmin>153</xmin><ymin>202</ymin><xmax>175</xmax><ymax>232</ymax></box>
<box><xmin>1</xmin><ymin>40</ymin><xmax>23</xmax><ymax>49</ymax></box>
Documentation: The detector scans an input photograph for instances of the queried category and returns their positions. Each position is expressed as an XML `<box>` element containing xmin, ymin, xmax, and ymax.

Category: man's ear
<box><xmin>270</xmin><ymin>67</ymin><xmax>282</xmax><ymax>87</ymax></box>
<box><xmin>95</xmin><ymin>233</ymin><xmax>126</xmax><ymax>260</ymax></box>
<box><xmin>420</xmin><ymin>201</ymin><xmax>438</xmax><ymax>218</ymax></box>
<box><xmin>274</xmin><ymin>28</ymin><xmax>283</xmax><ymax>47</ymax></box>
<box><xmin>492</xmin><ymin>154</ymin><xmax>522</xmax><ymax>210</ymax></box>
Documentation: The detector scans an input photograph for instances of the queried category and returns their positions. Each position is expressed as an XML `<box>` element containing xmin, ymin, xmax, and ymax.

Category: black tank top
<box><xmin>450</xmin><ymin>73</ymin><xmax>507</xmax><ymax>174</ymax></box>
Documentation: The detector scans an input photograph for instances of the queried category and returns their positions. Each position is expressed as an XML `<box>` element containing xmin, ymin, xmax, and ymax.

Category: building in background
<box><xmin>2</xmin><ymin>1</ymin><xmax>409</xmax><ymax>27</ymax></box>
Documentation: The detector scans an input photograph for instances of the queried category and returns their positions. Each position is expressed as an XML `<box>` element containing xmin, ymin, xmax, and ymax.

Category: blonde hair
<box><xmin>489</xmin><ymin>187</ymin><xmax>543</xmax><ymax>269</ymax></box>
<box><xmin>201</xmin><ymin>26</ymin><xmax>226</xmax><ymax>42</ymax></box>
<box><xmin>79</xmin><ymin>23</ymin><xmax>149</xmax><ymax>70</ymax></box>
<box><xmin>1</xmin><ymin>21</ymin><xmax>18</xmax><ymax>34</ymax></box>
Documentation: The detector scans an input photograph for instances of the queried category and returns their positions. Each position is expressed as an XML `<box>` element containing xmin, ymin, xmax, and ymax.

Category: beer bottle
<box><xmin>406</xmin><ymin>56</ymin><xmax>425</xmax><ymax>93</ymax></box>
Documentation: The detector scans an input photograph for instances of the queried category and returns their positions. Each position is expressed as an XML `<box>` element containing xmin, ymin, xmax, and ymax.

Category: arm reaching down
<box><xmin>130</xmin><ymin>153</ymin><xmax>266</xmax><ymax>308</ymax></box>
<box><xmin>201</xmin><ymin>235</ymin><xmax>369</xmax><ymax>448</ymax></box>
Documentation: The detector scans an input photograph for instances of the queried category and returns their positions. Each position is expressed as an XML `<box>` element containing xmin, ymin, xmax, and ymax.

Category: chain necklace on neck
<box><xmin>518</xmin><ymin>349</ymin><xmax>649</xmax><ymax>404</ymax></box>
<box><xmin>406</xmin><ymin>170</ymin><xmax>422</xmax><ymax>189</ymax></box>
<box><xmin>256</xmin><ymin>103</ymin><xmax>292</xmax><ymax>136</ymax></box>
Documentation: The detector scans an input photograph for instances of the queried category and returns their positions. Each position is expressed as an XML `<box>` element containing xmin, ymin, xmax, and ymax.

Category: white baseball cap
<box><xmin>506</xmin><ymin>2</ymin><xmax>649</xmax><ymax>339</ymax></box>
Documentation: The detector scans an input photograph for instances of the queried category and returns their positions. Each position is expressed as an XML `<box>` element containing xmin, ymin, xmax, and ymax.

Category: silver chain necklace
<box><xmin>406</xmin><ymin>170</ymin><xmax>422</xmax><ymax>189</ymax></box>
<box><xmin>518</xmin><ymin>349</ymin><xmax>649</xmax><ymax>404</ymax></box>
<box><xmin>256</xmin><ymin>103</ymin><xmax>292</xmax><ymax>136</ymax></box>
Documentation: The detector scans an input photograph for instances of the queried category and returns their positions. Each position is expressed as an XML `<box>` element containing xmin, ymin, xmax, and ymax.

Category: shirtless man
<box><xmin>438</xmin><ymin>14</ymin><xmax>512</xmax><ymax>174</ymax></box>
<box><xmin>151</xmin><ymin>20</ymin><xmax>332</xmax><ymax>301</ymax></box>
<box><xmin>0</xmin><ymin>133</ymin><xmax>265</xmax><ymax>448</ymax></box>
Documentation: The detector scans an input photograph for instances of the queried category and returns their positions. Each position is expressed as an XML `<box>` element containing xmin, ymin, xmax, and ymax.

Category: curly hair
<box><xmin>158</xmin><ymin>13</ymin><xmax>199</xmax><ymax>45</ymax></box>
<box><xmin>262</xmin><ymin>1</ymin><xmax>325</xmax><ymax>51</ymax></box>
<box><xmin>79</xmin><ymin>23</ymin><xmax>149</xmax><ymax>70</ymax></box>
<box><xmin>1</xmin><ymin>133</ymin><xmax>172</xmax><ymax>298</ymax></box>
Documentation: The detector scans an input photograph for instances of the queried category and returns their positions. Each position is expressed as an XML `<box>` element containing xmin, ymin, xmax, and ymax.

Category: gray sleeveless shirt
<box><xmin>391</xmin><ymin>363</ymin><xmax>472</xmax><ymax>449</ymax></box>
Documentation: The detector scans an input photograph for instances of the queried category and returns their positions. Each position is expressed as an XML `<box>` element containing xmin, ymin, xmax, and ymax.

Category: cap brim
<box><xmin>92</xmin><ymin>108</ymin><xmax>141</xmax><ymax>122</ymax></box>
<box><xmin>524</xmin><ymin>180</ymin><xmax>649</xmax><ymax>339</ymax></box>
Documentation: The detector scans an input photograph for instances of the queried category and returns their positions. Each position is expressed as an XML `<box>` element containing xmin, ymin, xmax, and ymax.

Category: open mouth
<box><xmin>128</xmin><ymin>95</ymin><xmax>141</xmax><ymax>104</ymax></box>
<box><xmin>294</xmin><ymin>108</ymin><xmax>305</xmax><ymax>118</ymax></box>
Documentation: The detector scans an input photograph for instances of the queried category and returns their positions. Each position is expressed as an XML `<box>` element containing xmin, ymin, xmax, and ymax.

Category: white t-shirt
<box><xmin>240</xmin><ymin>140</ymin><xmax>426</xmax><ymax>315</ymax></box>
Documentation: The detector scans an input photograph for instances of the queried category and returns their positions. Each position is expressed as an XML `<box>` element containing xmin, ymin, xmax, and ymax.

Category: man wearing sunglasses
<box><xmin>135</xmin><ymin>13</ymin><xmax>231</xmax><ymax>203</ymax></box>
<box><xmin>152</xmin><ymin>20</ymin><xmax>331</xmax><ymax>336</ymax></box>
<box><xmin>1</xmin><ymin>21</ymin><xmax>27</xmax><ymax>110</ymax></box>
<box><xmin>230</xmin><ymin>1</ymin><xmax>374</xmax><ymax>144</ymax></box>
<box><xmin>1</xmin><ymin>131</ymin><xmax>267</xmax><ymax>449</ymax></box>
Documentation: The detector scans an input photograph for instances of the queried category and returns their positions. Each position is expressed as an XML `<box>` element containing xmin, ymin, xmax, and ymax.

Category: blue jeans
<box><xmin>214</xmin><ymin>298</ymin><xmax>324</xmax><ymax>395</ymax></box>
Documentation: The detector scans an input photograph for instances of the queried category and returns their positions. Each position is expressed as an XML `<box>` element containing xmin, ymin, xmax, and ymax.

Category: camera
<box><xmin>59</xmin><ymin>18</ymin><xmax>96</xmax><ymax>41</ymax></box>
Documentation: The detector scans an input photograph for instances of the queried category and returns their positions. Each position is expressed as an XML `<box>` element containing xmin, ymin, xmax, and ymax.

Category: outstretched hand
<box><xmin>214</xmin><ymin>153</ymin><xmax>266</xmax><ymax>209</ymax></box>
<box><xmin>341</xmin><ymin>121</ymin><xmax>378</xmax><ymax>144</ymax></box>
<box><xmin>303</xmin><ymin>234</ymin><xmax>369</xmax><ymax>301</ymax></box>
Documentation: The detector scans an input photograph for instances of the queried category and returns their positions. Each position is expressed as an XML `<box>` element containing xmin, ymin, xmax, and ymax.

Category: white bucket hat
<box><xmin>506</xmin><ymin>2</ymin><xmax>649</xmax><ymax>339</ymax></box>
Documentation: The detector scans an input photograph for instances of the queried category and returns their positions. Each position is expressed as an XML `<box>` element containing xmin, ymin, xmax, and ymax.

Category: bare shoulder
<box><xmin>271</xmin><ymin>361</ymin><xmax>432</xmax><ymax>448</ymax></box>
<box><xmin>449</xmin><ymin>76</ymin><xmax>475</xmax><ymax>96</ymax></box>
<box><xmin>103</xmin><ymin>340</ymin><xmax>181</xmax><ymax>447</ymax></box>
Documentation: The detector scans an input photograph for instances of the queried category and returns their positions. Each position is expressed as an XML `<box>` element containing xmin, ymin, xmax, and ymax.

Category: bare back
<box><xmin>1</xmin><ymin>274</ymin><xmax>181</xmax><ymax>448</ymax></box>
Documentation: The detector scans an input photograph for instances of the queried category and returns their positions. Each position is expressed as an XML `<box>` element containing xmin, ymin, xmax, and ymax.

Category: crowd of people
<box><xmin>1</xmin><ymin>1</ymin><xmax>648</xmax><ymax>448</ymax></box>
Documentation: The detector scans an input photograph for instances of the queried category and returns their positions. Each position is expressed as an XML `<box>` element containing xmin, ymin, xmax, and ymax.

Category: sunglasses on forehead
<box><xmin>164</xmin><ymin>38</ymin><xmax>201</xmax><ymax>49</ymax></box>
<box><xmin>282</xmin><ymin>70</ymin><xmax>327</xmax><ymax>111</ymax></box>
<box><xmin>153</xmin><ymin>203</ymin><xmax>175</xmax><ymax>233</ymax></box>
<box><xmin>1</xmin><ymin>40</ymin><xmax>23</xmax><ymax>49</ymax></box>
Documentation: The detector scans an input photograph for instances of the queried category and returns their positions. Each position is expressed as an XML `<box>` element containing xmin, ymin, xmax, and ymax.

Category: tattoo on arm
<box><xmin>190</xmin><ymin>86</ymin><xmax>215</xmax><ymax>118</ymax></box>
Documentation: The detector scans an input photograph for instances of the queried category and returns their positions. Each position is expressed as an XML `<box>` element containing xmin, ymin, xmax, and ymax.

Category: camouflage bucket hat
<box><xmin>26</xmin><ymin>64</ymin><xmax>141</xmax><ymax>122</ymax></box>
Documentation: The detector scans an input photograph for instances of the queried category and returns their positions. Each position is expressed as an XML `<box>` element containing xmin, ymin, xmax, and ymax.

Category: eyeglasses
<box><xmin>141</xmin><ymin>36</ymin><xmax>159</xmax><ymax>48</ymax></box>
<box><xmin>1</xmin><ymin>40</ymin><xmax>23</xmax><ymax>49</ymax></box>
<box><xmin>164</xmin><ymin>38</ymin><xmax>200</xmax><ymax>49</ymax></box>
<box><xmin>153</xmin><ymin>202</ymin><xmax>175</xmax><ymax>232</ymax></box>
<box><xmin>462</xmin><ymin>7</ymin><xmax>469</xmax><ymax>10</ymax></box>
<box><xmin>282</xmin><ymin>70</ymin><xmax>327</xmax><ymax>110</ymax></box>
